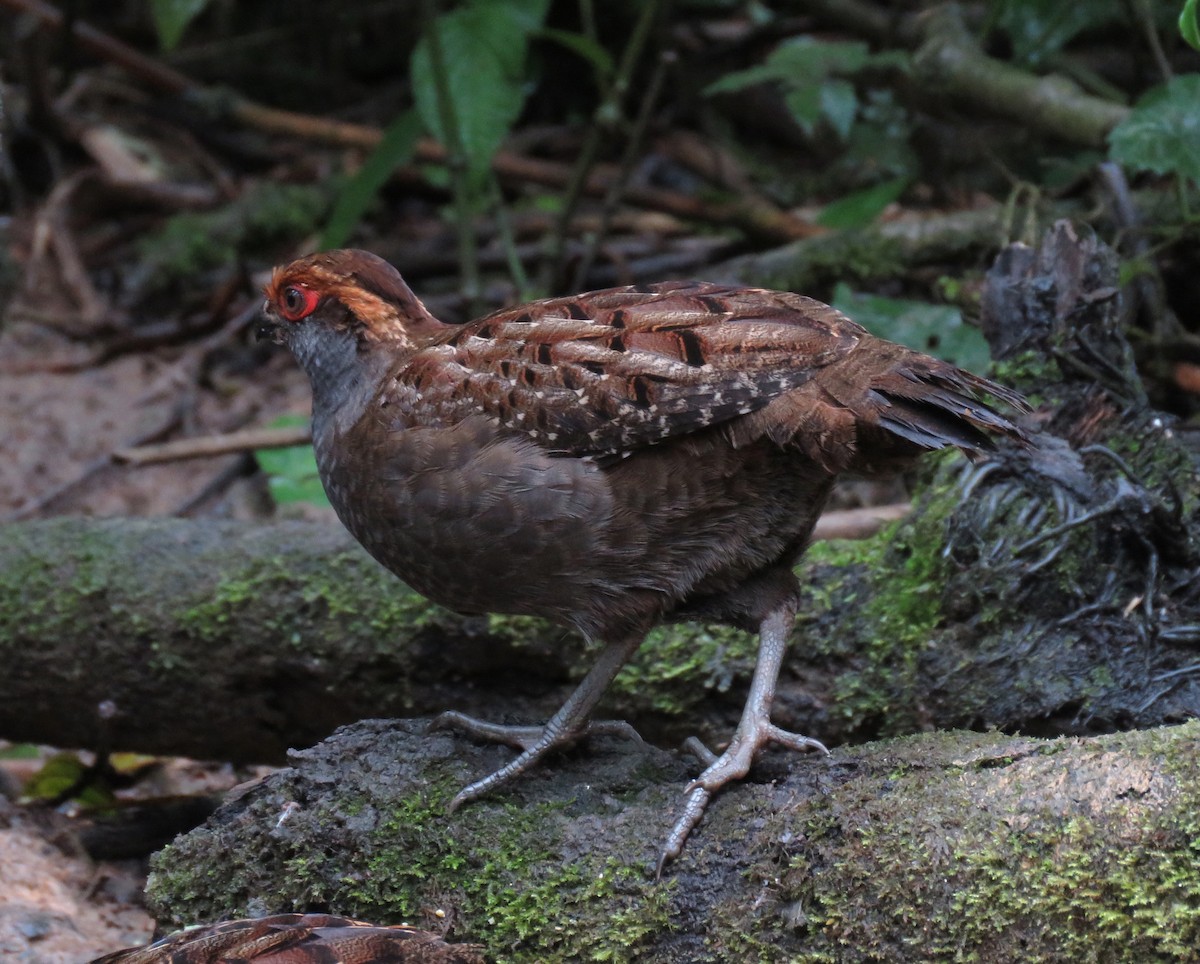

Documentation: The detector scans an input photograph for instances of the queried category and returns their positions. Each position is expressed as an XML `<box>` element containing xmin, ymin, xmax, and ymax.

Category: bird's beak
<box><xmin>257</xmin><ymin>302</ymin><xmax>284</xmax><ymax>344</ymax></box>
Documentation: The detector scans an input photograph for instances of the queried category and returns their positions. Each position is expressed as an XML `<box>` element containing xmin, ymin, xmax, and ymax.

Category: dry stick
<box><xmin>2</xmin><ymin>0</ymin><xmax>814</xmax><ymax>245</ymax></box>
<box><xmin>811</xmin><ymin>503</ymin><xmax>911</xmax><ymax>542</ymax></box>
<box><xmin>114</xmin><ymin>425</ymin><xmax>313</xmax><ymax>466</ymax></box>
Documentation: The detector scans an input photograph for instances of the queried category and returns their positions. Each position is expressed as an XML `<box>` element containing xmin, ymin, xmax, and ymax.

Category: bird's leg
<box><xmin>658</xmin><ymin>605</ymin><xmax>828</xmax><ymax>875</ymax></box>
<box><xmin>434</xmin><ymin>632</ymin><xmax>645</xmax><ymax>812</ymax></box>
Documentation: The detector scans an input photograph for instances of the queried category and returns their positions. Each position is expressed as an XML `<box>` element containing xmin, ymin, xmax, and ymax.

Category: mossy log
<box><xmin>145</xmin><ymin>717</ymin><xmax>1200</xmax><ymax>963</ymax></box>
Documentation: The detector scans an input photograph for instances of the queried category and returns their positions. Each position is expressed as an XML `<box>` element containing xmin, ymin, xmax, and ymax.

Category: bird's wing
<box><xmin>381</xmin><ymin>281</ymin><xmax>867</xmax><ymax>457</ymax></box>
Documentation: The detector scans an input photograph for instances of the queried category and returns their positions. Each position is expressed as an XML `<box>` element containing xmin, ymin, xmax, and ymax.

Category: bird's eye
<box><xmin>279</xmin><ymin>285</ymin><xmax>320</xmax><ymax>321</ymax></box>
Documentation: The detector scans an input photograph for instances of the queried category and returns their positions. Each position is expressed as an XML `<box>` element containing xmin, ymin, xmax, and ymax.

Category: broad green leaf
<box><xmin>705</xmin><ymin>61</ymin><xmax>788</xmax><ymax>95</ymax></box>
<box><xmin>706</xmin><ymin>36</ymin><xmax>872</xmax><ymax>95</ymax></box>
<box><xmin>322</xmin><ymin>109</ymin><xmax>424</xmax><ymax>250</ymax></box>
<box><xmin>819</xmin><ymin>79</ymin><xmax>859</xmax><ymax>140</ymax></box>
<box><xmin>783</xmin><ymin>85</ymin><xmax>823</xmax><ymax>134</ymax></box>
<box><xmin>256</xmin><ymin>416</ymin><xmax>330</xmax><ymax>509</ymax></box>
<box><xmin>832</xmin><ymin>283</ymin><xmax>991</xmax><ymax>370</ymax></box>
<box><xmin>766</xmin><ymin>37</ymin><xmax>871</xmax><ymax>79</ymax></box>
<box><xmin>708</xmin><ymin>37</ymin><xmax>887</xmax><ymax>139</ymax></box>
<box><xmin>150</xmin><ymin>0</ymin><xmax>210</xmax><ymax>51</ymax></box>
<box><xmin>1181</xmin><ymin>0</ymin><xmax>1200</xmax><ymax>51</ymax></box>
<box><xmin>817</xmin><ymin>177</ymin><xmax>910</xmax><ymax>229</ymax></box>
<box><xmin>412</xmin><ymin>0</ymin><xmax>551</xmax><ymax>189</ymax></box>
<box><xmin>1109</xmin><ymin>74</ymin><xmax>1200</xmax><ymax>186</ymax></box>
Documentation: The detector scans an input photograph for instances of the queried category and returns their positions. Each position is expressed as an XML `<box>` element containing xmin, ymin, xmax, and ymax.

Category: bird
<box><xmin>89</xmin><ymin>913</ymin><xmax>485</xmax><ymax>963</ymax></box>
<box><xmin>259</xmin><ymin>249</ymin><xmax>1026</xmax><ymax>870</ymax></box>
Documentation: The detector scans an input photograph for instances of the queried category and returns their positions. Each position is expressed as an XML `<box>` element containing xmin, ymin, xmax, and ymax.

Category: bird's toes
<box><xmin>657</xmin><ymin>784</ymin><xmax>712</xmax><ymax>878</ymax></box>
<box><xmin>428</xmin><ymin>711</ymin><xmax>547</xmax><ymax>751</ymax></box>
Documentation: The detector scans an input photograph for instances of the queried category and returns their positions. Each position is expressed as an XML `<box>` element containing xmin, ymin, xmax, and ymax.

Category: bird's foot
<box><xmin>430</xmin><ymin>711</ymin><xmax>644</xmax><ymax>812</ymax></box>
<box><xmin>657</xmin><ymin>720</ymin><xmax>828</xmax><ymax>877</ymax></box>
<box><xmin>431</xmin><ymin>710</ymin><xmax>642</xmax><ymax>752</ymax></box>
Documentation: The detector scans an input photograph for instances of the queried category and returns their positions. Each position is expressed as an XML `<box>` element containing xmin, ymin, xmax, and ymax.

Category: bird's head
<box><xmin>260</xmin><ymin>248</ymin><xmax>445</xmax><ymax>353</ymax></box>
<box><xmin>261</xmin><ymin>249</ymin><xmax>448</xmax><ymax>411</ymax></box>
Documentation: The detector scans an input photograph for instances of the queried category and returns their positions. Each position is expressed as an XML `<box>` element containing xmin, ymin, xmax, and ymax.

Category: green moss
<box><xmin>797</xmin><ymin>456</ymin><xmax>966</xmax><ymax>731</ymax></box>
<box><xmin>178</xmin><ymin>549</ymin><xmax>439</xmax><ymax>657</ymax></box>
<box><xmin>755</xmin><ymin>230</ymin><xmax>910</xmax><ymax>296</ymax></box>
<box><xmin>344</xmin><ymin>793</ymin><xmax>671</xmax><ymax>961</ymax></box>
<box><xmin>612</xmin><ymin>622</ymin><xmax>756</xmax><ymax>717</ymax></box>
<box><xmin>757</xmin><ymin>724</ymin><xmax>1200</xmax><ymax>961</ymax></box>
<box><xmin>988</xmin><ymin>348</ymin><xmax>1059</xmax><ymax>401</ymax></box>
<box><xmin>149</xmin><ymin>756</ymin><xmax>674</xmax><ymax>964</ymax></box>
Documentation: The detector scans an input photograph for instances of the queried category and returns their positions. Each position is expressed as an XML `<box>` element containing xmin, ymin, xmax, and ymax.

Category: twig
<box><xmin>544</xmin><ymin>0</ymin><xmax>665</xmax><ymax>290</ymax></box>
<box><xmin>571</xmin><ymin>44</ymin><xmax>674</xmax><ymax>292</ymax></box>
<box><xmin>0</xmin><ymin>0</ymin><xmax>193</xmax><ymax>94</ymax></box>
<box><xmin>812</xmin><ymin>503</ymin><xmax>911</xmax><ymax>542</ymax></box>
<box><xmin>114</xmin><ymin>426</ymin><xmax>313</xmax><ymax>465</ymax></box>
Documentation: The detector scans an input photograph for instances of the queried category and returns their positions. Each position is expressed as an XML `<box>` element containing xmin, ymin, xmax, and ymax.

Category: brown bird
<box><xmin>260</xmin><ymin>250</ymin><xmax>1026</xmax><ymax>869</ymax></box>
<box><xmin>89</xmin><ymin>913</ymin><xmax>485</xmax><ymax>963</ymax></box>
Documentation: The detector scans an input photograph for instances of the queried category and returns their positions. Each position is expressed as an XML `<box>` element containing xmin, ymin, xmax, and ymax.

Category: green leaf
<box><xmin>783</xmin><ymin>85</ymin><xmax>823</xmax><ymax>134</ymax></box>
<box><xmin>20</xmin><ymin>753</ymin><xmax>116</xmax><ymax>808</ymax></box>
<box><xmin>1109</xmin><ymin>74</ymin><xmax>1200</xmax><ymax>187</ymax></box>
<box><xmin>819</xmin><ymin>79</ymin><xmax>859</xmax><ymax>140</ymax></box>
<box><xmin>706</xmin><ymin>36</ymin><xmax>872</xmax><ymax>95</ymax></box>
<box><xmin>817</xmin><ymin>177</ymin><xmax>910</xmax><ymax>229</ymax></box>
<box><xmin>1181</xmin><ymin>0</ymin><xmax>1200</xmax><ymax>51</ymax></box>
<box><xmin>832</xmin><ymin>284</ymin><xmax>992</xmax><ymax>370</ymax></box>
<box><xmin>322</xmin><ymin>109</ymin><xmax>424</xmax><ymax>250</ymax></box>
<box><xmin>411</xmin><ymin>0</ymin><xmax>551</xmax><ymax>189</ymax></box>
<box><xmin>256</xmin><ymin>416</ymin><xmax>330</xmax><ymax>509</ymax></box>
<box><xmin>149</xmin><ymin>0</ymin><xmax>210</xmax><ymax>51</ymax></box>
<box><xmin>705</xmin><ymin>61</ymin><xmax>789</xmax><ymax>95</ymax></box>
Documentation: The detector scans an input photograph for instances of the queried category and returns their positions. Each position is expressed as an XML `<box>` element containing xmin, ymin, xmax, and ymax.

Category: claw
<box><xmin>658</xmin><ymin>720</ymin><xmax>827</xmax><ymax>874</ymax></box>
<box><xmin>655</xmin><ymin>604</ymin><xmax>829</xmax><ymax>873</ymax></box>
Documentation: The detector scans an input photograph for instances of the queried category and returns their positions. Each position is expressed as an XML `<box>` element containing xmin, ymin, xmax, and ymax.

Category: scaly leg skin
<box><xmin>432</xmin><ymin>712</ymin><xmax>643</xmax><ymax>753</ymax></box>
<box><xmin>432</xmin><ymin>633</ymin><xmax>646</xmax><ymax>812</ymax></box>
<box><xmin>657</xmin><ymin>605</ymin><xmax>828</xmax><ymax>877</ymax></box>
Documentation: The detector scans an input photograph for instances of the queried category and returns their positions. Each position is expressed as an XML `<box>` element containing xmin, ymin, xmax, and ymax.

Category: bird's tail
<box><xmin>734</xmin><ymin>336</ymin><xmax>1029</xmax><ymax>475</ymax></box>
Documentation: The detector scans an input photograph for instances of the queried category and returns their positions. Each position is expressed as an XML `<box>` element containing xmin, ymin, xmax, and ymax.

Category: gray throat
<box><xmin>289</xmin><ymin>325</ymin><xmax>390</xmax><ymax>452</ymax></box>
